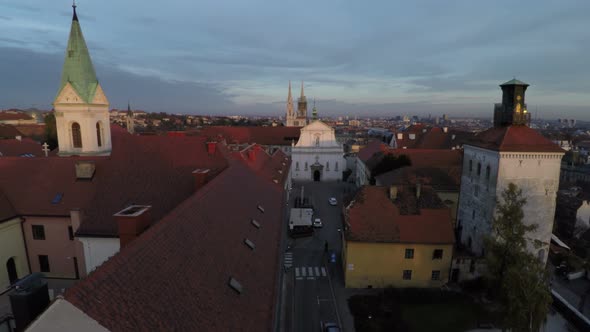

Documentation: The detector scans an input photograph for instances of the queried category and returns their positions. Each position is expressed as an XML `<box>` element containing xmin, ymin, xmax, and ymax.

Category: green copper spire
<box><xmin>57</xmin><ymin>2</ymin><xmax>98</xmax><ymax>103</ymax></box>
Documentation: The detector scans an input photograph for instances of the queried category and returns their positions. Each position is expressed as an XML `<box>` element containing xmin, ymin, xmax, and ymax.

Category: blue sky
<box><xmin>0</xmin><ymin>0</ymin><xmax>588</xmax><ymax>119</ymax></box>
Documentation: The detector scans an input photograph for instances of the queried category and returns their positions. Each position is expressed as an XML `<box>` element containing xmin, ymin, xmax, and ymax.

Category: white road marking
<box><xmin>308</xmin><ymin>267</ymin><xmax>313</xmax><ymax>276</ymax></box>
<box><xmin>307</xmin><ymin>277</ymin><xmax>315</xmax><ymax>280</ymax></box>
<box><xmin>314</xmin><ymin>267</ymin><xmax>320</xmax><ymax>276</ymax></box>
<box><xmin>295</xmin><ymin>267</ymin><xmax>300</xmax><ymax>277</ymax></box>
<box><xmin>321</xmin><ymin>267</ymin><xmax>327</xmax><ymax>276</ymax></box>
<box><xmin>301</xmin><ymin>267</ymin><xmax>307</xmax><ymax>277</ymax></box>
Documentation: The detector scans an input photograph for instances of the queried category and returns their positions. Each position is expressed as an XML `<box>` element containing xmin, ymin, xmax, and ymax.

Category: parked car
<box><xmin>313</xmin><ymin>218</ymin><xmax>323</xmax><ymax>228</ymax></box>
<box><xmin>320</xmin><ymin>321</ymin><xmax>341</xmax><ymax>332</ymax></box>
<box><xmin>328</xmin><ymin>197</ymin><xmax>337</xmax><ymax>206</ymax></box>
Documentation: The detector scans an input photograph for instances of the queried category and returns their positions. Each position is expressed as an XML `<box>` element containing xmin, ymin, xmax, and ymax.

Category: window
<box><xmin>32</xmin><ymin>225</ymin><xmax>45</xmax><ymax>240</ymax></box>
<box><xmin>96</xmin><ymin>122</ymin><xmax>102</xmax><ymax>147</ymax></box>
<box><xmin>485</xmin><ymin>165</ymin><xmax>490</xmax><ymax>181</ymax></box>
<box><xmin>432</xmin><ymin>249</ymin><xmax>443</xmax><ymax>260</ymax></box>
<box><xmin>335</xmin><ymin>162</ymin><xmax>339</xmax><ymax>171</ymax></box>
<box><xmin>477</xmin><ymin>163</ymin><xmax>481</xmax><ymax>176</ymax></box>
<box><xmin>405</xmin><ymin>248</ymin><xmax>414</xmax><ymax>259</ymax></box>
<box><xmin>472</xmin><ymin>210</ymin><xmax>475</xmax><ymax>219</ymax></box>
<box><xmin>403</xmin><ymin>270</ymin><xmax>412</xmax><ymax>280</ymax></box>
<box><xmin>38</xmin><ymin>255</ymin><xmax>50</xmax><ymax>272</ymax></box>
<box><xmin>431</xmin><ymin>270</ymin><xmax>441</xmax><ymax>281</ymax></box>
<box><xmin>315</xmin><ymin>136</ymin><xmax>320</xmax><ymax>147</ymax></box>
<box><xmin>295</xmin><ymin>162</ymin><xmax>299</xmax><ymax>171</ymax></box>
<box><xmin>326</xmin><ymin>162</ymin><xmax>330</xmax><ymax>171</ymax></box>
<box><xmin>304</xmin><ymin>162</ymin><xmax>308</xmax><ymax>171</ymax></box>
<box><xmin>469</xmin><ymin>160</ymin><xmax>472</xmax><ymax>172</ymax></box>
<box><xmin>68</xmin><ymin>226</ymin><xmax>74</xmax><ymax>241</ymax></box>
<box><xmin>72</xmin><ymin>122</ymin><xmax>82</xmax><ymax>148</ymax></box>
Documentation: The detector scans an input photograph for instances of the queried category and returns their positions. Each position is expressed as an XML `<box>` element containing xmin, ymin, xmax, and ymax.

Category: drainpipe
<box><xmin>19</xmin><ymin>217</ymin><xmax>32</xmax><ymax>275</ymax></box>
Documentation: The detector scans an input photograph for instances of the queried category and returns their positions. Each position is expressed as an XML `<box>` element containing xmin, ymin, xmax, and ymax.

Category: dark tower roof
<box><xmin>500</xmin><ymin>78</ymin><xmax>529</xmax><ymax>86</ymax></box>
<box><xmin>72</xmin><ymin>1</ymin><xmax>78</xmax><ymax>21</ymax></box>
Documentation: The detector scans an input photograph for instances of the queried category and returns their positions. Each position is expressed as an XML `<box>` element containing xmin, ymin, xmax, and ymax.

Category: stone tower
<box><xmin>297</xmin><ymin>81</ymin><xmax>307</xmax><ymax>119</ymax></box>
<box><xmin>54</xmin><ymin>3</ymin><xmax>111</xmax><ymax>156</ymax></box>
<box><xmin>493</xmin><ymin>78</ymin><xmax>531</xmax><ymax>127</ymax></box>
<box><xmin>457</xmin><ymin>79</ymin><xmax>563</xmax><ymax>264</ymax></box>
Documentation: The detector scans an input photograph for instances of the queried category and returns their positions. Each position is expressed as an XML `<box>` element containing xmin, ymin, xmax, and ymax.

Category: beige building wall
<box><xmin>0</xmin><ymin>217</ymin><xmax>29</xmax><ymax>289</ymax></box>
<box><xmin>344</xmin><ymin>241</ymin><xmax>453</xmax><ymax>288</ymax></box>
<box><xmin>22</xmin><ymin>216</ymin><xmax>86</xmax><ymax>279</ymax></box>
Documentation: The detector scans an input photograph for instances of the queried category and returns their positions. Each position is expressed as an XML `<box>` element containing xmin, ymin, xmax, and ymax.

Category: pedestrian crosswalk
<box><xmin>284</xmin><ymin>252</ymin><xmax>293</xmax><ymax>269</ymax></box>
<box><xmin>294</xmin><ymin>266</ymin><xmax>327</xmax><ymax>280</ymax></box>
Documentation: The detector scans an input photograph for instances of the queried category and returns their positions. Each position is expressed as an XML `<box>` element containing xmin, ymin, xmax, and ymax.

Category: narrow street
<box><xmin>281</xmin><ymin>181</ymin><xmax>354</xmax><ymax>332</ymax></box>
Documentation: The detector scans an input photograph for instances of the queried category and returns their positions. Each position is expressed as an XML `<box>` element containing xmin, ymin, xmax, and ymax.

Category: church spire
<box><xmin>312</xmin><ymin>98</ymin><xmax>318</xmax><ymax>120</ymax></box>
<box><xmin>57</xmin><ymin>2</ymin><xmax>99</xmax><ymax>103</ymax></box>
<box><xmin>300</xmin><ymin>81</ymin><xmax>305</xmax><ymax>98</ymax></box>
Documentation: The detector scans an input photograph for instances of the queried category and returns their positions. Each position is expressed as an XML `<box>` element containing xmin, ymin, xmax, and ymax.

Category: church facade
<box><xmin>291</xmin><ymin>121</ymin><xmax>344</xmax><ymax>181</ymax></box>
<box><xmin>285</xmin><ymin>81</ymin><xmax>308</xmax><ymax>127</ymax></box>
<box><xmin>457</xmin><ymin>79</ymin><xmax>564</xmax><ymax>263</ymax></box>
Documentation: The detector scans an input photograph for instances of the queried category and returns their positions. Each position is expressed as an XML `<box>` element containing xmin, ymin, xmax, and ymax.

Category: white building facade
<box><xmin>291</xmin><ymin>121</ymin><xmax>345</xmax><ymax>182</ymax></box>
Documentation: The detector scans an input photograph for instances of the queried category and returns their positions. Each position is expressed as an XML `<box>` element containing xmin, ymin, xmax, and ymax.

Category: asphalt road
<box><xmin>283</xmin><ymin>181</ymin><xmax>353</xmax><ymax>332</ymax></box>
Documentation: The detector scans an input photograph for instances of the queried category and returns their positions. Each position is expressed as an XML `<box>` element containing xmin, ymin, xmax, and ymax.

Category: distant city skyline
<box><xmin>0</xmin><ymin>0</ymin><xmax>588</xmax><ymax>119</ymax></box>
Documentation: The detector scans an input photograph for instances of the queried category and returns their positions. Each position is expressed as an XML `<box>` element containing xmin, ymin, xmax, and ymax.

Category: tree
<box><xmin>485</xmin><ymin>183</ymin><xmax>552</xmax><ymax>331</ymax></box>
<box><xmin>44</xmin><ymin>112</ymin><xmax>58</xmax><ymax>150</ymax></box>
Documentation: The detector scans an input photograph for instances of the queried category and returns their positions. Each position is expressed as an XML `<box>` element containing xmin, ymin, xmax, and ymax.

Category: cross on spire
<box><xmin>72</xmin><ymin>0</ymin><xmax>78</xmax><ymax>21</ymax></box>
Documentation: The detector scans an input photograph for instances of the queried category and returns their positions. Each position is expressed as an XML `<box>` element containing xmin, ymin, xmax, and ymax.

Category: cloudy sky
<box><xmin>1</xmin><ymin>0</ymin><xmax>588</xmax><ymax>119</ymax></box>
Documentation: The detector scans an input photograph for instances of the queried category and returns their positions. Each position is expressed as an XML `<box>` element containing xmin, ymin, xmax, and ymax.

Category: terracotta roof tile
<box><xmin>64</xmin><ymin>159</ymin><xmax>284</xmax><ymax>331</ymax></box>
<box><xmin>0</xmin><ymin>124</ymin><xmax>23</xmax><ymax>139</ymax></box>
<box><xmin>357</xmin><ymin>140</ymin><xmax>389</xmax><ymax>162</ymax></box>
<box><xmin>0</xmin><ymin>112</ymin><xmax>33</xmax><ymax>121</ymax></box>
<box><xmin>196</xmin><ymin>126</ymin><xmax>301</xmax><ymax>146</ymax></box>
<box><xmin>346</xmin><ymin>186</ymin><xmax>454</xmax><ymax>244</ymax></box>
<box><xmin>375</xmin><ymin>166</ymin><xmax>461</xmax><ymax>191</ymax></box>
<box><xmin>0</xmin><ymin>138</ymin><xmax>46</xmax><ymax>157</ymax></box>
<box><xmin>467</xmin><ymin>125</ymin><xmax>564</xmax><ymax>153</ymax></box>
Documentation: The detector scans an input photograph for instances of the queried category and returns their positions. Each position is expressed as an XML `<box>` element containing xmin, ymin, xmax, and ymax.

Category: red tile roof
<box><xmin>391</xmin><ymin>149</ymin><xmax>463</xmax><ymax>168</ymax></box>
<box><xmin>0</xmin><ymin>189</ymin><xmax>17</xmax><ymax>222</ymax></box>
<box><xmin>0</xmin><ymin>138</ymin><xmax>49</xmax><ymax>157</ymax></box>
<box><xmin>196</xmin><ymin>126</ymin><xmax>301</xmax><ymax>146</ymax></box>
<box><xmin>375</xmin><ymin>166</ymin><xmax>461</xmax><ymax>191</ymax></box>
<box><xmin>12</xmin><ymin>124</ymin><xmax>46</xmax><ymax>138</ymax></box>
<box><xmin>0</xmin><ymin>126</ymin><xmax>229</xmax><ymax>236</ymax></box>
<box><xmin>0</xmin><ymin>124</ymin><xmax>23</xmax><ymax>139</ymax></box>
<box><xmin>346</xmin><ymin>186</ymin><xmax>454</xmax><ymax>244</ymax></box>
<box><xmin>467</xmin><ymin>125</ymin><xmax>564</xmax><ymax>153</ymax></box>
<box><xmin>357</xmin><ymin>140</ymin><xmax>389</xmax><ymax>162</ymax></box>
<box><xmin>0</xmin><ymin>112</ymin><xmax>33</xmax><ymax>121</ymax></box>
<box><xmin>64</xmin><ymin>159</ymin><xmax>285</xmax><ymax>331</ymax></box>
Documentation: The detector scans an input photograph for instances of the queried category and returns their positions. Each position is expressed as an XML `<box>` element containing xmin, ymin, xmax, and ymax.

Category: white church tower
<box><xmin>54</xmin><ymin>3</ymin><xmax>111</xmax><ymax>156</ymax></box>
<box><xmin>457</xmin><ymin>79</ymin><xmax>564</xmax><ymax>263</ymax></box>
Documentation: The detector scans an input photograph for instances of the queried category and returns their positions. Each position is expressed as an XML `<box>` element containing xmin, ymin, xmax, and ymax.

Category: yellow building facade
<box><xmin>0</xmin><ymin>217</ymin><xmax>30</xmax><ymax>289</ymax></box>
<box><xmin>344</xmin><ymin>241</ymin><xmax>453</xmax><ymax>288</ymax></box>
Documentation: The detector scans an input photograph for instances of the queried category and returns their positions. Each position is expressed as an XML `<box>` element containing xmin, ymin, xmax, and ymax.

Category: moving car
<box><xmin>328</xmin><ymin>197</ymin><xmax>337</xmax><ymax>206</ymax></box>
<box><xmin>313</xmin><ymin>218</ymin><xmax>323</xmax><ymax>228</ymax></box>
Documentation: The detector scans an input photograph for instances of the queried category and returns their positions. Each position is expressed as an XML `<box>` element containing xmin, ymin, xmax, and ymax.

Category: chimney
<box><xmin>248</xmin><ymin>149</ymin><xmax>256</xmax><ymax>162</ymax></box>
<box><xmin>389</xmin><ymin>185</ymin><xmax>398</xmax><ymax>200</ymax></box>
<box><xmin>192</xmin><ymin>168</ymin><xmax>210</xmax><ymax>191</ymax></box>
<box><xmin>416</xmin><ymin>183</ymin><xmax>421</xmax><ymax>199</ymax></box>
<box><xmin>114</xmin><ymin>205</ymin><xmax>151</xmax><ymax>247</ymax></box>
<box><xmin>15</xmin><ymin>135</ymin><xmax>22</xmax><ymax>141</ymax></box>
<box><xmin>206</xmin><ymin>141</ymin><xmax>217</xmax><ymax>155</ymax></box>
<box><xmin>397</xmin><ymin>133</ymin><xmax>403</xmax><ymax>139</ymax></box>
<box><xmin>443</xmin><ymin>127</ymin><xmax>448</xmax><ymax>133</ymax></box>
<box><xmin>75</xmin><ymin>161</ymin><xmax>96</xmax><ymax>180</ymax></box>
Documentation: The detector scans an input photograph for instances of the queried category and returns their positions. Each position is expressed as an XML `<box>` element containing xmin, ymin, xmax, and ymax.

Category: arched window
<box><xmin>315</xmin><ymin>134</ymin><xmax>320</xmax><ymax>147</ymax></box>
<box><xmin>72</xmin><ymin>122</ymin><xmax>82</xmax><ymax>148</ymax></box>
<box><xmin>96</xmin><ymin>122</ymin><xmax>102</xmax><ymax>147</ymax></box>
<box><xmin>304</xmin><ymin>162</ymin><xmax>308</xmax><ymax>171</ymax></box>
<box><xmin>326</xmin><ymin>162</ymin><xmax>330</xmax><ymax>171</ymax></box>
